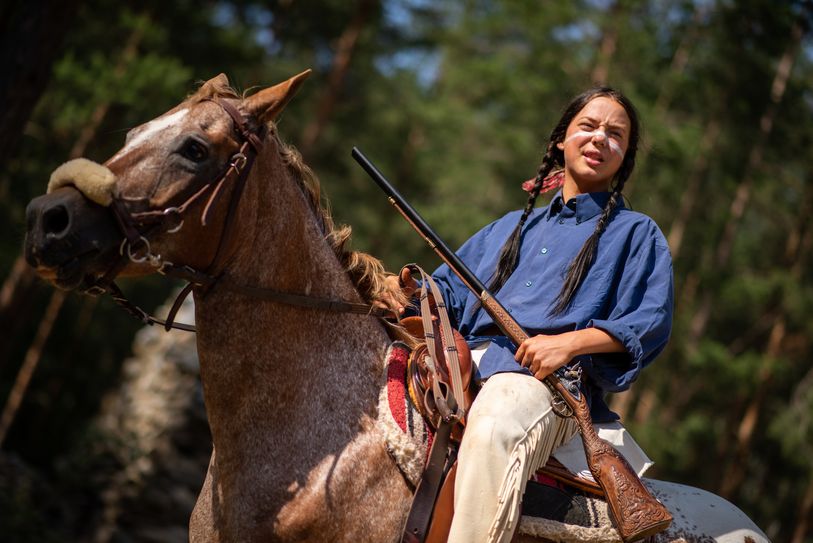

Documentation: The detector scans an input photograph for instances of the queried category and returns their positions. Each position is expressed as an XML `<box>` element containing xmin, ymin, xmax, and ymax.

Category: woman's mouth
<box><xmin>583</xmin><ymin>150</ymin><xmax>603</xmax><ymax>167</ymax></box>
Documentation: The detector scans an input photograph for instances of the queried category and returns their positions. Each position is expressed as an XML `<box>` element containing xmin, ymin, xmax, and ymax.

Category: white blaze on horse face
<box><xmin>564</xmin><ymin>130</ymin><xmax>625</xmax><ymax>158</ymax></box>
<box><xmin>115</xmin><ymin>108</ymin><xmax>190</xmax><ymax>158</ymax></box>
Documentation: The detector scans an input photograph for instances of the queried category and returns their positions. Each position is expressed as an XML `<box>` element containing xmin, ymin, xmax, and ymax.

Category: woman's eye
<box><xmin>181</xmin><ymin>140</ymin><xmax>209</xmax><ymax>162</ymax></box>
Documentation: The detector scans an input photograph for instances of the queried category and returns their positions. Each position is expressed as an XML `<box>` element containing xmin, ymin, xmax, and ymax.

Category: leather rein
<box><xmin>87</xmin><ymin>98</ymin><xmax>388</xmax><ymax>333</ymax></box>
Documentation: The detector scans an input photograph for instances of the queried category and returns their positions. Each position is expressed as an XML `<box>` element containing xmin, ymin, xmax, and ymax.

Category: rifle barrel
<box><xmin>351</xmin><ymin>147</ymin><xmax>487</xmax><ymax>295</ymax></box>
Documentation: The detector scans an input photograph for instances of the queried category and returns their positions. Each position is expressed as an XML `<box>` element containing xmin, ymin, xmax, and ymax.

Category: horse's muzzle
<box><xmin>25</xmin><ymin>186</ymin><xmax>121</xmax><ymax>290</ymax></box>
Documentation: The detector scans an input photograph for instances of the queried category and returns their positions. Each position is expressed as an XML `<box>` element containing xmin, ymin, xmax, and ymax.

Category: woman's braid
<box><xmin>488</xmin><ymin>142</ymin><xmax>559</xmax><ymax>292</ymax></box>
<box><xmin>551</xmin><ymin>177</ymin><xmax>627</xmax><ymax>315</ymax></box>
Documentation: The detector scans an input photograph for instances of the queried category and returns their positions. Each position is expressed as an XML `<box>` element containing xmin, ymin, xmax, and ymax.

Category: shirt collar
<box><xmin>547</xmin><ymin>190</ymin><xmax>622</xmax><ymax>222</ymax></box>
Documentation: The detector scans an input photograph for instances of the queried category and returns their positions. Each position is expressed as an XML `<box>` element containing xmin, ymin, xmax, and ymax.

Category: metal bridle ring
<box><xmin>231</xmin><ymin>153</ymin><xmax>248</xmax><ymax>172</ymax></box>
<box><xmin>157</xmin><ymin>260</ymin><xmax>175</xmax><ymax>275</ymax></box>
<box><xmin>163</xmin><ymin>206</ymin><xmax>184</xmax><ymax>234</ymax></box>
<box><xmin>167</xmin><ymin>220</ymin><xmax>184</xmax><ymax>234</ymax></box>
<box><xmin>83</xmin><ymin>285</ymin><xmax>108</xmax><ymax>297</ymax></box>
<box><xmin>122</xmin><ymin>236</ymin><xmax>156</xmax><ymax>265</ymax></box>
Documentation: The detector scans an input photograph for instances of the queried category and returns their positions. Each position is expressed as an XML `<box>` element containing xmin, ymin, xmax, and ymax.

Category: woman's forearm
<box><xmin>565</xmin><ymin>327</ymin><xmax>626</xmax><ymax>358</ymax></box>
<box><xmin>516</xmin><ymin>327</ymin><xmax>626</xmax><ymax>379</ymax></box>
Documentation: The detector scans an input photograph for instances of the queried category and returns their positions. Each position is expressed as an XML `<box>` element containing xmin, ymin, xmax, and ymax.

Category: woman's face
<box><xmin>558</xmin><ymin>96</ymin><xmax>631</xmax><ymax>192</ymax></box>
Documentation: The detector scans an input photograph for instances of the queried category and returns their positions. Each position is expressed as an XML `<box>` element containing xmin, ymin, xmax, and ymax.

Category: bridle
<box><xmin>87</xmin><ymin>97</ymin><xmax>388</xmax><ymax>332</ymax></box>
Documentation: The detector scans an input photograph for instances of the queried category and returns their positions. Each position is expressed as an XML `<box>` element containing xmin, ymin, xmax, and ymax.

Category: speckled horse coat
<box><xmin>24</xmin><ymin>72</ymin><xmax>769</xmax><ymax>543</ymax></box>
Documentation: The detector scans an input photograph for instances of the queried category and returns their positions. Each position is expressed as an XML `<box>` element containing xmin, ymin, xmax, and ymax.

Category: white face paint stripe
<box><xmin>118</xmin><ymin>108</ymin><xmax>189</xmax><ymax>156</ymax></box>
<box><xmin>565</xmin><ymin>129</ymin><xmax>625</xmax><ymax>157</ymax></box>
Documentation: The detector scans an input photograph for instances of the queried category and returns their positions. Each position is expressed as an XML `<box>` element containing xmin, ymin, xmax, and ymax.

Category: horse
<box><xmin>24</xmin><ymin>71</ymin><xmax>769</xmax><ymax>543</ymax></box>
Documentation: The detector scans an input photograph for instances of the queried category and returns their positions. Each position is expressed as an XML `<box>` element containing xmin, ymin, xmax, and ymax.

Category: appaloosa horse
<box><xmin>24</xmin><ymin>71</ymin><xmax>769</xmax><ymax>542</ymax></box>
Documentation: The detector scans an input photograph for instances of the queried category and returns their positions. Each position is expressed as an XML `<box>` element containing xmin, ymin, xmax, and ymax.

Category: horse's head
<box><xmin>24</xmin><ymin>71</ymin><xmax>311</xmax><ymax>292</ymax></box>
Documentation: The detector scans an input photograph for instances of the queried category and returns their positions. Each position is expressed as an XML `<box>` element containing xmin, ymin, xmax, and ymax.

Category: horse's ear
<box><xmin>243</xmin><ymin>69</ymin><xmax>312</xmax><ymax>123</ymax></box>
<box><xmin>191</xmin><ymin>73</ymin><xmax>230</xmax><ymax>100</ymax></box>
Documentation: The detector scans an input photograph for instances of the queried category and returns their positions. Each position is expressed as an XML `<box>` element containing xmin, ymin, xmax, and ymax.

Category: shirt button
<box><xmin>540</xmin><ymin>247</ymin><xmax>548</xmax><ymax>254</ymax></box>
<box><xmin>558</xmin><ymin>219</ymin><xmax>564</xmax><ymax>224</ymax></box>
<box><xmin>525</xmin><ymin>281</ymin><xmax>533</xmax><ymax>287</ymax></box>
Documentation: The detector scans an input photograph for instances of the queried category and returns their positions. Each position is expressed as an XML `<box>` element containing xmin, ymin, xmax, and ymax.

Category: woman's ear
<box><xmin>556</xmin><ymin>141</ymin><xmax>565</xmax><ymax>150</ymax></box>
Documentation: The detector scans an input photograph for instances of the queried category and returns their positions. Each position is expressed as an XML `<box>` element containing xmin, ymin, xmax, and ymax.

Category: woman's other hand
<box><xmin>374</xmin><ymin>267</ymin><xmax>419</xmax><ymax>316</ymax></box>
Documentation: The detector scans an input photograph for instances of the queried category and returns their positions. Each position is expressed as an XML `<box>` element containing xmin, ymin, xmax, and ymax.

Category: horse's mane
<box><xmin>188</xmin><ymin>81</ymin><xmax>410</xmax><ymax>319</ymax></box>
<box><xmin>275</xmin><ymin>139</ymin><xmax>401</xmax><ymax>309</ymax></box>
<box><xmin>277</xmin><ymin>135</ymin><xmax>416</xmax><ymax>346</ymax></box>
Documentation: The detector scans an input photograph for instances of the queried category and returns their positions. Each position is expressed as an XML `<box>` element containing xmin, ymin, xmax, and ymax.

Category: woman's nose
<box><xmin>592</xmin><ymin>130</ymin><xmax>608</xmax><ymax>144</ymax></box>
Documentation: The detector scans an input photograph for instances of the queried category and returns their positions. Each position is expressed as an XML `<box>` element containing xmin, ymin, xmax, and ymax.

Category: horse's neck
<box><xmin>192</xmin><ymin>143</ymin><xmax>389</xmax><ymax>474</ymax></box>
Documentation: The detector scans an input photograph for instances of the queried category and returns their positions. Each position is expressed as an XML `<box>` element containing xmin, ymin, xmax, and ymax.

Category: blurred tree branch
<box><xmin>0</xmin><ymin>0</ymin><xmax>79</xmax><ymax>169</ymax></box>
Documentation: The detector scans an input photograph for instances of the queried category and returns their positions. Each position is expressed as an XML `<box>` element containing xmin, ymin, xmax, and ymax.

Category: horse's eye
<box><xmin>181</xmin><ymin>139</ymin><xmax>209</xmax><ymax>162</ymax></box>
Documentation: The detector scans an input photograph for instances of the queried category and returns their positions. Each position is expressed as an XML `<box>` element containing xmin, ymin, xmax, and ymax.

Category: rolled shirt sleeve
<box><xmin>585</xmin><ymin>233</ymin><xmax>673</xmax><ymax>392</ymax></box>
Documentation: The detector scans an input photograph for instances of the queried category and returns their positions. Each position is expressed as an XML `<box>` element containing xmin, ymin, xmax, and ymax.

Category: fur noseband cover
<box><xmin>48</xmin><ymin>158</ymin><xmax>116</xmax><ymax>207</ymax></box>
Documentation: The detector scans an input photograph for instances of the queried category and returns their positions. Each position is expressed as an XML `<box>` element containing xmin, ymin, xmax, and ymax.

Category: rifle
<box><xmin>352</xmin><ymin>147</ymin><xmax>672</xmax><ymax>542</ymax></box>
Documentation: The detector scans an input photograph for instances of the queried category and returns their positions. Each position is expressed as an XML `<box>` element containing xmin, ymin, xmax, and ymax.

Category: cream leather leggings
<box><xmin>447</xmin><ymin>372</ymin><xmax>578</xmax><ymax>543</ymax></box>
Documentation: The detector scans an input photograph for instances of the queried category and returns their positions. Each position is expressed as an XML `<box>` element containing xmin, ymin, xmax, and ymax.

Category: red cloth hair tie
<box><xmin>521</xmin><ymin>169</ymin><xmax>564</xmax><ymax>194</ymax></box>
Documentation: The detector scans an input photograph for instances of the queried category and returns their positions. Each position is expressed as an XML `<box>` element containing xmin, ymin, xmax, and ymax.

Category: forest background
<box><xmin>1</xmin><ymin>0</ymin><xmax>812</xmax><ymax>541</ymax></box>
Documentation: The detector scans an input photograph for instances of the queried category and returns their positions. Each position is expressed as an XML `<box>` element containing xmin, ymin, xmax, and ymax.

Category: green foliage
<box><xmin>0</xmin><ymin>458</ymin><xmax>69</xmax><ymax>543</ymax></box>
<box><xmin>771</xmin><ymin>370</ymin><xmax>813</xmax><ymax>462</ymax></box>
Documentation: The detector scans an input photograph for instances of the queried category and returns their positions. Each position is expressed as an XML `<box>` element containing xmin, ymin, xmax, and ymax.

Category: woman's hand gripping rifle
<box><xmin>352</xmin><ymin>147</ymin><xmax>672</xmax><ymax>542</ymax></box>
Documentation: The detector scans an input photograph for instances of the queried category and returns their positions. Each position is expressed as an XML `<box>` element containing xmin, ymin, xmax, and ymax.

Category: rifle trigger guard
<box><xmin>548</xmin><ymin>364</ymin><xmax>584</xmax><ymax>418</ymax></box>
<box><xmin>551</xmin><ymin>392</ymin><xmax>573</xmax><ymax>418</ymax></box>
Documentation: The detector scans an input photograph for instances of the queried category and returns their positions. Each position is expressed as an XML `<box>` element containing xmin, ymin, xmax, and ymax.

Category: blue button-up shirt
<box><xmin>431</xmin><ymin>191</ymin><xmax>673</xmax><ymax>421</ymax></box>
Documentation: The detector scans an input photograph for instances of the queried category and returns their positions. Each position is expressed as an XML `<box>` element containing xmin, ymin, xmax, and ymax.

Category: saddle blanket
<box><xmin>377</xmin><ymin>342</ymin><xmax>433</xmax><ymax>487</ymax></box>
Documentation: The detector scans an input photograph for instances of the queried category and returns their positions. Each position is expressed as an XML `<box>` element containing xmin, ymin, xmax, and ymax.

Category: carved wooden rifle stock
<box><xmin>352</xmin><ymin>147</ymin><xmax>672</xmax><ymax>542</ymax></box>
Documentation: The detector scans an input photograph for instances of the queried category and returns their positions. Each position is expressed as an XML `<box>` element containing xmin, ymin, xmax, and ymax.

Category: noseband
<box><xmin>88</xmin><ymin>98</ymin><xmax>387</xmax><ymax>332</ymax></box>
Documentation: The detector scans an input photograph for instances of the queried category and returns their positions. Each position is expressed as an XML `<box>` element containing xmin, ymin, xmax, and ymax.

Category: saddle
<box><xmin>398</xmin><ymin>266</ymin><xmax>602</xmax><ymax>543</ymax></box>
<box><xmin>401</xmin><ymin>315</ymin><xmax>475</xmax><ymax>438</ymax></box>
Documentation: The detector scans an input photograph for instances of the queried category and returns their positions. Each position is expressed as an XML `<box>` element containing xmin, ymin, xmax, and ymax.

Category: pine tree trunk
<box><xmin>0</xmin><ymin>0</ymin><xmax>84</xmax><ymax>366</ymax></box>
<box><xmin>632</xmin><ymin>386</ymin><xmax>657</xmax><ymax>425</ymax></box>
<box><xmin>615</xmin><ymin>7</ymin><xmax>705</xmax><ymax>418</ymax></box>
<box><xmin>0</xmin><ymin>0</ymin><xmax>79</xmax><ymax>169</ymax></box>
<box><xmin>653</xmin><ymin>3</ymin><xmax>707</xmax><ymax>115</ymax></box>
<box><xmin>791</xmin><ymin>474</ymin><xmax>813</xmax><ymax>543</ymax></box>
<box><xmin>666</xmin><ymin>119</ymin><xmax>720</xmax><ymax>259</ymax></box>
<box><xmin>0</xmin><ymin>22</ymin><xmax>144</xmax><ymax>448</ymax></box>
<box><xmin>0</xmin><ymin>290</ymin><xmax>66</xmax><ymax>447</ymax></box>
<box><xmin>609</xmin><ymin>388</ymin><xmax>633</xmax><ymax>421</ymax></box>
<box><xmin>685</xmin><ymin>19</ymin><xmax>802</xmax><ymax>352</ymax></box>
<box><xmin>299</xmin><ymin>0</ymin><xmax>375</xmax><ymax>157</ymax></box>
<box><xmin>718</xmin><ymin>189</ymin><xmax>813</xmax><ymax>498</ymax></box>
<box><xmin>590</xmin><ymin>0</ymin><xmax>623</xmax><ymax>86</ymax></box>
<box><xmin>628</xmin><ymin>3</ymin><xmax>706</xmax><ymax>202</ymax></box>
<box><xmin>0</xmin><ymin>257</ymin><xmax>39</xmax><ymax>367</ymax></box>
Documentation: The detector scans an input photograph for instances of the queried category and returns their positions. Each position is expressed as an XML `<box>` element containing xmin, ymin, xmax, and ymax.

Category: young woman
<box><xmin>384</xmin><ymin>87</ymin><xmax>673</xmax><ymax>542</ymax></box>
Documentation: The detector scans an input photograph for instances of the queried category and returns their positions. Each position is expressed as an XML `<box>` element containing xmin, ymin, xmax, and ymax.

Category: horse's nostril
<box><xmin>43</xmin><ymin>204</ymin><xmax>70</xmax><ymax>237</ymax></box>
